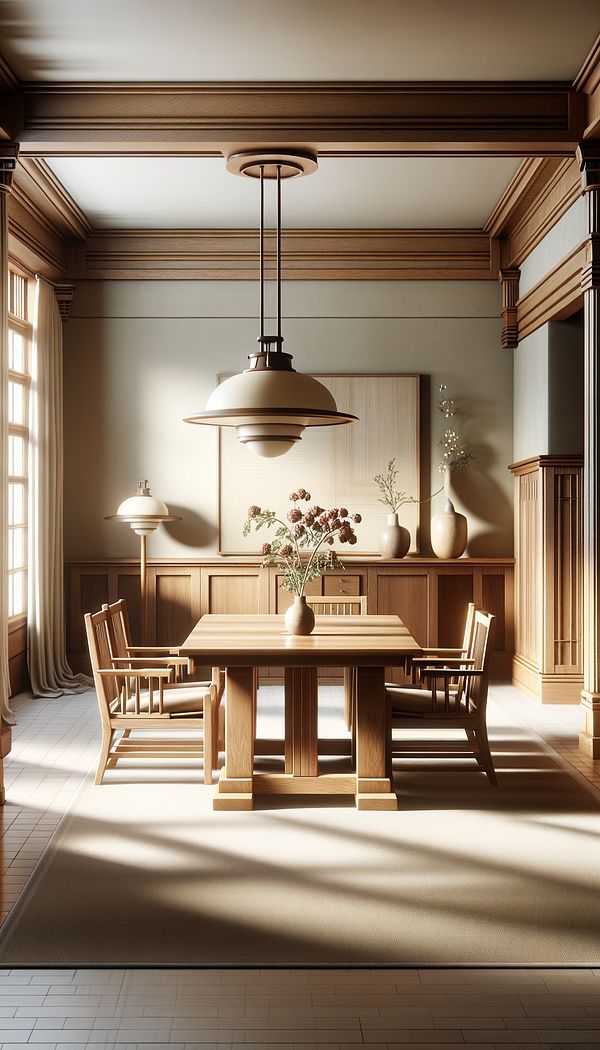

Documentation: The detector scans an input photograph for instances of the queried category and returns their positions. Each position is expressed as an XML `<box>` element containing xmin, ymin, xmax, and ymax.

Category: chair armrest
<box><xmin>112</xmin><ymin>656</ymin><xmax>188</xmax><ymax>667</ymax></box>
<box><xmin>126</xmin><ymin>645</ymin><xmax>180</xmax><ymax>655</ymax></box>
<box><xmin>421</xmin><ymin>668</ymin><xmax>483</xmax><ymax>680</ymax></box>
<box><xmin>417</xmin><ymin>647</ymin><xmax>468</xmax><ymax>655</ymax></box>
<box><xmin>412</xmin><ymin>656</ymin><xmax>475</xmax><ymax>666</ymax></box>
<box><xmin>96</xmin><ymin>667</ymin><xmax>172</xmax><ymax>679</ymax></box>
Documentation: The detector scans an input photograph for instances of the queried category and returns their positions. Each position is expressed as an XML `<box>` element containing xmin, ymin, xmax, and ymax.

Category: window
<box><xmin>7</xmin><ymin>270</ymin><xmax>32</xmax><ymax>619</ymax></box>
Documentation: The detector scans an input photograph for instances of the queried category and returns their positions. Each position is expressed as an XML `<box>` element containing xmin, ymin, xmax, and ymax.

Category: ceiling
<box><xmin>2</xmin><ymin>3</ymin><xmax>597</xmax><ymax>234</ymax></box>
<box><xmin>0</xmin><ymin>0</ymin><xmax>597</xmax><ymax>82</ymax></box>
<box><xmin>46</xmin><ymin>156</ymin><xmax>523</xmax><ymax>230</ymax></box>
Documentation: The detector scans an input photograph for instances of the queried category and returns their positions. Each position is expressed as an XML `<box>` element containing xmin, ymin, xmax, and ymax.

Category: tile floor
<box><xmin>0</xmin><ymin>685</ymin><xmax>599</xmax><ymax>1050</ymax></box>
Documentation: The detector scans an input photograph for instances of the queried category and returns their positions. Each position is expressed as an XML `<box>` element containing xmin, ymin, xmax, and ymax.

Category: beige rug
<box><xmin>1</xmin><ymin>697</ymin><xmax>599</xmax><ymax>965</ymax></box>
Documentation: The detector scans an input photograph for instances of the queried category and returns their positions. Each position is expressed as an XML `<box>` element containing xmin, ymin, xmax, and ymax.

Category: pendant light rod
<box><xmin>259</xmin><ymin>165</ymin><xmax>264</xmax><ymax>343</ymax></box>
<box><xmin>277</xmin><ymin>163</ymin><xmax>282</xmax><ymax>347</ymax></box>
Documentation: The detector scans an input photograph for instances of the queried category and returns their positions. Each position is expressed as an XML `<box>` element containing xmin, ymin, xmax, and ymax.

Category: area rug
<box><xmin>1</xmin><ymin>696</ymin><xmax>599</xmax><ymax>965</ymax></box>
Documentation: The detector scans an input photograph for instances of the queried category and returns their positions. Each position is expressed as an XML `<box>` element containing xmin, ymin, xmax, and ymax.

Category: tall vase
<box><xmin>431</xmin><ymin>471</ymin><xmax>468</xmax><ymax>558</ymax></box>
<box><xmin>284</xmin><ymin>595</ymin><xmax>315</xmax><ymax>635</ymax></box>
<box><xmin>378</xmin><ymin>512</ymin><xmax>411</xmax><ymax>559</ymax></box>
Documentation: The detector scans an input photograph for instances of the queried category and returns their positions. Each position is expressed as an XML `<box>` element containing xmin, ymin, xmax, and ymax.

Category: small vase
<box><xmin>378</xmin><ymin>512</ymin><xmax>411</xmax><ymax>559</ymax></box>
<box><xmin>431</xmin><ymin>498</ymin><xmax>468</xmax><ymax>559</ymax></box>
<box><xmin>284</xmin><ymin>595</ymin><xmax>315</xmax><ymax>636</ymax></box>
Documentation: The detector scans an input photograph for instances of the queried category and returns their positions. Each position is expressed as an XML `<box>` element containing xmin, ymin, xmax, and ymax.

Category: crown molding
<box><xmin>574</xmin><ymin>33</ymin><xmax>600</xmax><ymax>140</ymax></box>
<box><xmin>494</xmin><ymin>157</ymin><xmax>580</xmax><ymax>269</ymax></box>
<box><xmin>71</xmin><ymin>227</ymin><xmax>499</xmax><ymax>281</ymax></box>
<box><xmin>574</xmin><ymin>34</ymin><xmax>600</xmax><ymax>93</ymax></box>
<box><xmin>517</xmin><ymin>242</ymin><xmax>585</xmax><ymax>341</ymax></box>
<box><xmin>12</xmin><ymin>157</ymin><xmax>91</xmax><ymax>240</ymax></box>
<box><xmin>16</xmin><ymin>80</ymin><xmax>583</xmax><ymax>157</ymax></box>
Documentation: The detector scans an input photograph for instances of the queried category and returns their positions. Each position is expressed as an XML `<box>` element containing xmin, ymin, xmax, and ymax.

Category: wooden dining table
<box><xmin>179</xmin><ymin>613</ymin><xmax>421</xmax><ymax>811</ymax></box>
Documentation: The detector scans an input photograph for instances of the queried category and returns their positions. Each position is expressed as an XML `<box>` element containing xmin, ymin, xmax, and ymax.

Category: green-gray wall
<box><xmin>63</xmin><ymin>279</ymin><xmax>513</xmax><ymax>559</ymax></box>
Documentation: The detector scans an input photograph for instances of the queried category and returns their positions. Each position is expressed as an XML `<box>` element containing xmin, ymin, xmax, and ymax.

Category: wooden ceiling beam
<box><xmin>13</xmin><ymin>80</ymin><xmax>583</xmax><ymax>157</ymax></box>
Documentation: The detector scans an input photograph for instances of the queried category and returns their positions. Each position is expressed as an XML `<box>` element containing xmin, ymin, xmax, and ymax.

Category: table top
<box><xmin>179</xmin><ymin>613</ymin><xmax>421</xmax><ymax>667</ymax></box>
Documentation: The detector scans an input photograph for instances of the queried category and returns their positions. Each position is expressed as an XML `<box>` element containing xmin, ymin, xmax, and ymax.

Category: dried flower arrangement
<box><xmin>243</xmin><ymin>488</ymin><xmax>362</xmax><ymax>596</ymax></box>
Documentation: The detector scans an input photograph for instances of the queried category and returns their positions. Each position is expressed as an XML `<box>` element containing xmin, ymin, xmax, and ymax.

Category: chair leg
<box><xmin>470</xmin><ymin>726</ymin><xmax>497</xmax><ymax>786</ymax></box>
<box><xmin>218</xmin><ymin>702</ymin><xmax>225</xmax><ymax>752</ymax></box>
<box><xmin>211</xmin><ymin>703</ymin><xmax>221</xmax><ymax>771</ymax></box>
<box><xmin>95</xmin><ymin>728</ymin><xmax>114</xmax><ymax>785</ymax></box>
<box><xmin>203</xmin><ymin>700</ymin><xmax>214</xmax><ymax>786</ymax></box>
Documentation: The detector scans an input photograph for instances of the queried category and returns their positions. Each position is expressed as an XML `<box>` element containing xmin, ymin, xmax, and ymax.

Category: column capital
<box><xmin>0</xmin><ymin>144</ymin><xmax>19</xmax><ymax>194</ymax></box>
<box><xmin>577</xmin><ymin>142</ymin><xmax>600</xmax><ymax>192</ymax></box>
<box><xmin>54</xmin><ymin>283</ymin><xmax>75</xmax><ymax>322</ymax></box>
<box><xmin>499</xmin><ymin>267</ymin><xmax>520</xmax><ymax>349</ymax></box>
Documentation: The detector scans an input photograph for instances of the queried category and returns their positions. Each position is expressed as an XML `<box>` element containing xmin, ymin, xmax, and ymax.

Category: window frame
<box><xmin>7</xmin><ymin>269</ymin><xmax>33</xmax><ymax>622</ymax></box>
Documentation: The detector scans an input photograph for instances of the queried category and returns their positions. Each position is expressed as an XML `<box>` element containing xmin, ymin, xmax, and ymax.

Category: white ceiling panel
<box><xmin>0</xmin><ymin>0</ymin><xmax>597</xmax><ymax>82</ymax></box>
<box><xmin>46</xmin><ymin>156</ymin><xmax>522</xmax><ymax>230</ymax></box>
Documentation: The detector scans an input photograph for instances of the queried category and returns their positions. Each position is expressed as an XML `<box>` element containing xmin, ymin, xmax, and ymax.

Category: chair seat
<box><xmin>386</xmin><ymin>685</ymin><xmax>462</xmax><ymax>717</ymax></box>
<box><xmin>110</xmin><ymin>683</ymin><xmax>209</xmax><ymax>717</ymax></box>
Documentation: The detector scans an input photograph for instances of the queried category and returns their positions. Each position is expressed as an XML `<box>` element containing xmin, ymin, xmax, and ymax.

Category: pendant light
<box><xmin>183</xmin><ymin>149</ymin><xmax>357</xmax><ymax>457</ymax></box>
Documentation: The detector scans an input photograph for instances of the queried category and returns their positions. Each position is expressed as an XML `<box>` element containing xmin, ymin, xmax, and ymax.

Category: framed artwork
<box><xmin>217</xmin><ymin>374</ymin><xmax>420</xmax><ymax>555</ymax></box>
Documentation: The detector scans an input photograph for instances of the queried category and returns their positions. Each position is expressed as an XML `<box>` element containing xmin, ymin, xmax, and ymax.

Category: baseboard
<box><xmin>512</xmin><ymin>655</ymin><xmax>583</xmax><ymax>704</ymax></box>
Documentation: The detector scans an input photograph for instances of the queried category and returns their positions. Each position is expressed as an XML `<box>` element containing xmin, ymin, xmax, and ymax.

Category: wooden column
<box><xmin>500</xmin><ymin>268</ymin><xmax>520</xmax><ymax>349</ymax></box>
<box><xmin>0</xmin><ymin>145</ymin><xmax>18</xmax><ymax>804</ymax></box>
<box><xmin>577</xmin><ymin>143</ymin><xmax>600</xmax><ymax>757</ymax></box>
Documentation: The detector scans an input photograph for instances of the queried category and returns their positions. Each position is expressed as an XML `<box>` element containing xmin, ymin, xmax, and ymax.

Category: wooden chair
<box><xmin>85</xmin><ymin>607</ymin><xmax>222</xmax><ymax>786</ymax></box>
<box><xmin>104</xmin><ymin>598</ymin><xmax>225</xmax><ymax>745</ymax></box>
<box><xmin>386</xmin><ymin>610</ymin><xmax>498</xmax><ymax>785</ymax></box>
<box><xmin>406</xmin><ymin>601</ymin><xmax>476</xmax><ymax>690</ymax></box>
<box><xmin>305</xmin><ymin>595</ymin><xmax>367</xmax><ymax>733</ymax></box>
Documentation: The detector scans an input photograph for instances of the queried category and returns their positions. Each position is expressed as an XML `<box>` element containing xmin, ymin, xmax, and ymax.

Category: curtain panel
<box><xmin>27</xmin><ymin>278</ymin><xmax>91</xmax><ymax>697</ymax></box>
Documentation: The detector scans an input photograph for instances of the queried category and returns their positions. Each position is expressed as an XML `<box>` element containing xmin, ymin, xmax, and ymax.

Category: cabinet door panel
<box><xmin>376</xmin><ymin>573</ymin><xmax>429</xmax><ymax>645</ymax></box>
<box><xmin>208</xmin><ymin>573</ymin><xmax>261</xmax><ymax>614</ymax></box>
<box><xmin>438</xmin><ymin>574</ymin><xmax>473</xmax><ymax>648</ymax></box>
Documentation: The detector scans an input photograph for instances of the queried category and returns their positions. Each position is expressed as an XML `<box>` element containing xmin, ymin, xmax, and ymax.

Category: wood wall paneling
<box><xmin>202</xmin><ymin>566</ymin><xmax>265</xmax><ymax>615</ymax></box>
<box><xmin>511</xmin><ymin>456</ymin><xmax>583</xmax><ymax>702</ymax></box>
<box><xmin>65</xmin><ymin>558</ymin><xmax>514</xmax><ymax>684</ymax></box>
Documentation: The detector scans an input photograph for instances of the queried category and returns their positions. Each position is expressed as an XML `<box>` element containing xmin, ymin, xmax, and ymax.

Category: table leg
<box><xmin>284</xmin><ymin>666</ymin><xmax>318</xmax><ymax>776</ymax></box>
<box><xmin>355</xmin><ymin>665</ymin><xmax>397</xmax><ymax>810</ymax></box>
<box><xmin>214</xmin><ymin>666</ymin><xmax>254</xmax><ymax>810</ymax></box>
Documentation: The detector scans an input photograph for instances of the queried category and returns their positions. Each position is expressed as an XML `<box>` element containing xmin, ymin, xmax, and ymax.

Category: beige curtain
<box><xmin>27</xmin><ymin>278</ymin><xmax>91</xmax><ymax>697</ymax></box>
<box><xmin>0</xmin><ymin>188</ymin><xmax>12</xmax><ymax>722</ymax></box>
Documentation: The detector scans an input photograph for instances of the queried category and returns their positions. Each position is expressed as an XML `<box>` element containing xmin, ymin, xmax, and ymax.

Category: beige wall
<box><xmin>63</xmin><ymin>279</ymin><xmax>513</xmax><ymax>559</ymax></box>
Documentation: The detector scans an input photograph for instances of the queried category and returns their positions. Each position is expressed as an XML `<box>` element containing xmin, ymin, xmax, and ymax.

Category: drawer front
<box><xmin>323</xmin><ymin>574</ymin><xmax>362</xmax><ymax>597</ymax></box>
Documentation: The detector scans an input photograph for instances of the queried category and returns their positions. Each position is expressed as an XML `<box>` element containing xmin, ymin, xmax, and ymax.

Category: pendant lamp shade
<box><xmin>183</xmin><ymin>150</ymin><xmax>357</xmax><ymax>457</ymax></box>
<box><xmin>106</xmin><ymin>481</ymin><xmax>178</xmax><ymax>536</ymax></box>
<box><xmin>184</xmin><ymin>350</ymin><xmax>356</xmax><ymax>458</ymax></box>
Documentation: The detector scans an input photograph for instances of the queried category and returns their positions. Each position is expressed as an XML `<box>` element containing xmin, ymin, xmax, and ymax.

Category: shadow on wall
<box><xmin>451</xmin><ymin>438</ymin><xmax>513</xmax><ymax>557</ymax></box>
<box><xmin>162</xmin><ymin>505</ymin><xmax>216</xmax><ymax>549</ymax></box>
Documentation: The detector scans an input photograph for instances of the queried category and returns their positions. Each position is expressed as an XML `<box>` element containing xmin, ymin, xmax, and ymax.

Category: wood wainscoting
<box><xmin>66</xmin><ymin>557</ymin><xmax>514</xmax><ymax>684</ymax></box>
<box><xmin>510</xmin><ymin>456</ymin><xmax>583</xmax><ymax>703</ymax></box>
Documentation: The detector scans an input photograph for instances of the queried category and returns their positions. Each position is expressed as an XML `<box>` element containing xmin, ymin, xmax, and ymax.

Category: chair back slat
<box><xmin>307</xmin><ymin>595</ymin><xmax>367</xmax><ymax>615</ymax></box>
<box><xmin>464</xmin><ymin>611</ymin><xmax>495</xmax><ymax>715</ymax></box>
<box><xmin>85</xmin><ymin>609</ymin><xmax>118</xmax><ymax>714</ymax></box>
<box><xmin>104</xmin><ymin>599</ymin><xmax>131</xmax><ymax>660</ymax></box>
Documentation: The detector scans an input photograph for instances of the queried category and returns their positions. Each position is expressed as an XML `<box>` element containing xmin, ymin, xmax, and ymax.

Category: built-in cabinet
<box><xmin>66</xmin><ymin>556</ymin><xmax>514</xmax><ymax>682</ymax></box>
<box><xmin>510</xmin><ymin>455</ymin><xmax>583</xmax><ymax>702</ymax></box>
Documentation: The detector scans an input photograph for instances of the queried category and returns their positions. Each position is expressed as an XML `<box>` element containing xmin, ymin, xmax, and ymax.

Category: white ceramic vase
<box><xmin>431</xmin><ymin>497</ymin><xmax>468</xmax><ymax>559</ymax></box>
<box><xmin>284</xmin><ymin>594</ymin><xmax>315</xmax><ymax>635</ymax></box>
<box><xmin>378</xmin><ymin>512</ymin><xmax>411</xmax><ymax>559</ymax></box>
